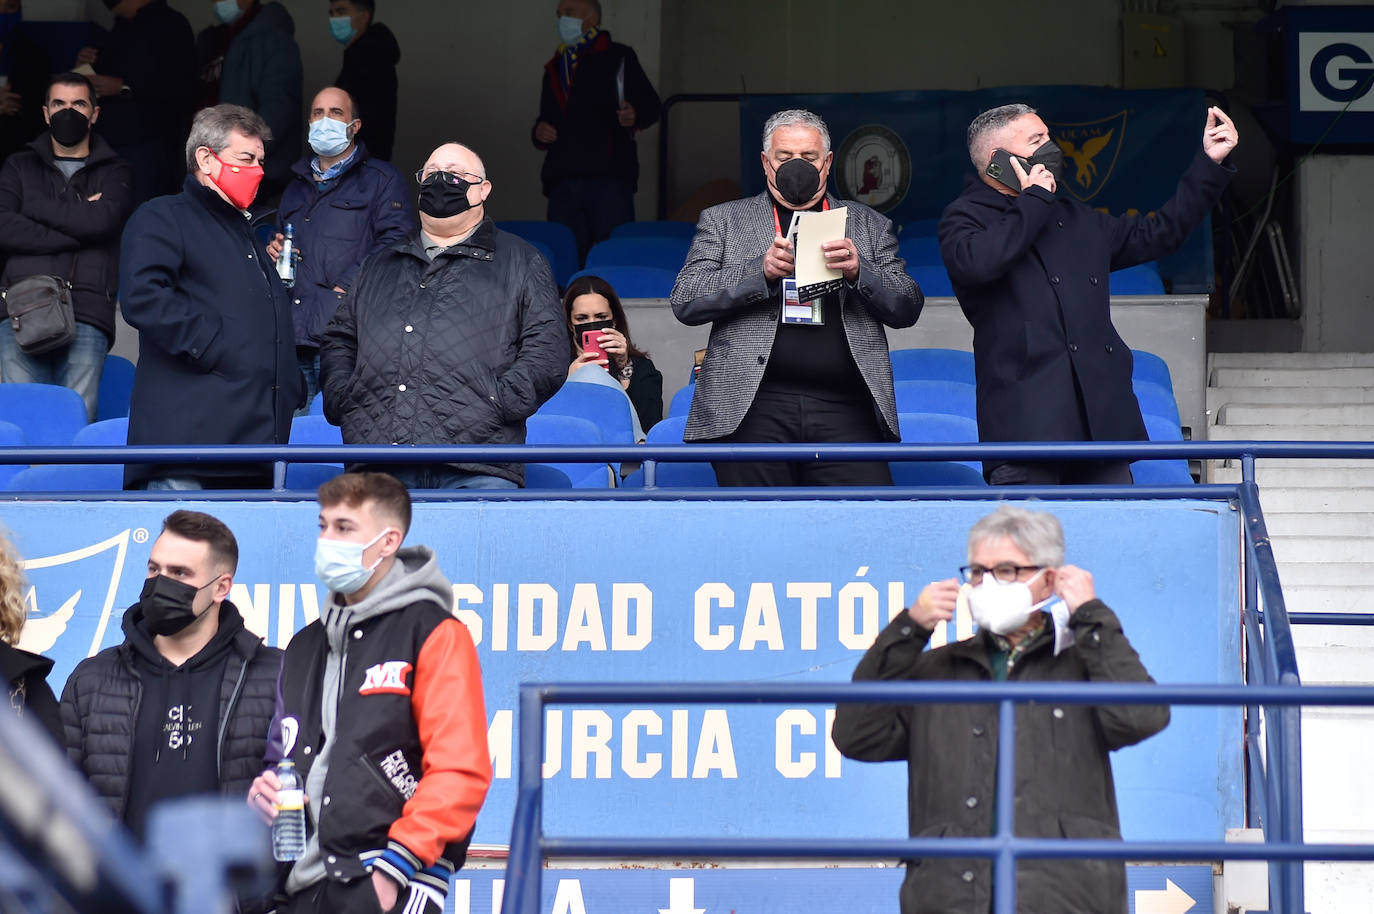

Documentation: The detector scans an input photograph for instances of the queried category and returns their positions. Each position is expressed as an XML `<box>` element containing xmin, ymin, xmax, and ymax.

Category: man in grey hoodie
<box><xmin>249</xmin><ymin>472</ymin><xmax>491</xmax><ymax>914</ymax></box>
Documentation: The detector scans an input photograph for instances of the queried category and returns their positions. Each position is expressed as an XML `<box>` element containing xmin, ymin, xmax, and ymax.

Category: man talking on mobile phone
<box><xmin>938</xmin><ymin>103</ymin><xmax>1238</xmax><ymax>486</ymax></box>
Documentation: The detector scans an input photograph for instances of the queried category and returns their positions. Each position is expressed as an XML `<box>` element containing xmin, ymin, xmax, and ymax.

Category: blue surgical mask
<box><xmin>214</xmin><ymin>0</ymin><xmax>244</xmax><ymax>25</ymax></box>
<box><xmin>557</xmin><ymin>15</ymin><xmax>584</xmax><ymax>45</ymax></box>
<box><xmin>308</xmin><ymin>116</ymin><xmax>353</xmax><ymax>157</ymax></box>
<box><xmin>329</xmin><ymin>15</ymin><xmax>355</xmax><ymax>44</ymax></box>
<box><xmin>314</xmin><ymin>528</ymin><xmax>392</xmax><ymax>595</ymax></box>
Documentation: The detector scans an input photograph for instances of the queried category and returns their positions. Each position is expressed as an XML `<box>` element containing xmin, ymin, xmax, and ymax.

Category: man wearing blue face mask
<box><xmin>330</xmin><ymin>0</ymin><xmax>398</xmax><ymax>163</ymax></box>
<box><xmin>832</xmin><ymin>504</ymin><xmax>1168</xmax><ymax>914</ymax></box>
<box><xmin>272</xmin><ymin>86</ymin><xmax>412</xmax><ymax>412</ymax></box>
<box><xmin>248</xmin><ymin>473</ymin><xmax>491</xmax><ymax>914</ymax></box>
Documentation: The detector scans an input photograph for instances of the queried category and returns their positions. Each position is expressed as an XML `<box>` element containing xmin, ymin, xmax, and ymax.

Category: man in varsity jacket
<box><xmin>248</xmin><ymin>472</ymin><xmax>491</xmax><ymax>914</ymax></box>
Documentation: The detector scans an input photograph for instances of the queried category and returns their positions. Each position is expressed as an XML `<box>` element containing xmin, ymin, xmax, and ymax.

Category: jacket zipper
<box><xmin>217</xmin><ymin>652</ymin><xmax>250</xmax><ymax>781</ymax></box>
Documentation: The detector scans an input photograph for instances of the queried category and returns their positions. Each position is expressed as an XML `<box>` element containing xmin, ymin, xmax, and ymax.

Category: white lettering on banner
<box><xmin>695</xmin><ymin>575</ymin><xmax>907</xmax><ymax>651</ymax></box>
<box><xmin>695</xmin><ymin>583</ymin><xmax>734</xmax><ymax>650</ymax></box>
<box><xmin>487</xmin><ymin>708</ymin><xmax>739</xmax><ymax>780</ymax></box>
<box><xmin>551</xmin><ymin>879</ymin><xmax>587</xmax><ymax>914</ymax></box>
<box><xmin>453</xmin><ymin>583</ymin><xmax>653</xmax><ymax>652</ymax></box>
<box><xmin>230</xmin><ymin>583</ymin><xmax>322</xmax><ymax>648</ymax></box>
<box><xmin>740</xmin><ymin>584</ymin><xmax>784</xmax><ymax>651</ymax></box>
<box><xmin>491</xmin><ymin>879</ymin><xmax>504</xmax><ymax>914</ymax></box>
<box><xmin>786</xmin><ymin>582</ymin><xmax>830</xmax><ymax>650</ymax></box>
<box><xmin>776</xmin><ymin>709</ymin><xmax>845</xmax><ymax>779</ymax></box>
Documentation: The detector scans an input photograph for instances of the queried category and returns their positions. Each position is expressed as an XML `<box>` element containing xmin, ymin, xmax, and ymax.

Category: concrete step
<box><xmin>1251</xmin><ymin>488</ymin><xmax>1374</xmax><ymax>512</ymax></box>
<box><xmin>1222</xmin><ymin>403</ymin><xmax>1374</xmax><ymax>426</ymax></box>
<box><xmin>1280</xmin><ymin>585</ymin><xmax>1374</xmax><ymax>614</ymax></box>
<box><xmin>1211</xmin><ymin>466</ymin><xmax>1374</xmax><ymax>488</ymax></box>
<box><xmin>1207</xmin><ymin>386</ymin><xmax>1374</xmax><ymax>410</ymax></box>
<box><xmin>1269</xmin><ymin>536</ymin><xmax>1374</xmax><ymax>564</ymax></box>
<box><xmin>1207</xmin><ymin>457</ymin><xmax>1374</xmax><ymax>469</ymax></box>
<box><xmin>1260</xmin><ymin>513</ymin><xmax>1374</xmax><ymax>537</ymax></box>
<box><xmin>1210</xmin><ymin>352</ymin><xmax>1374</xmax><ymax>369</ymax></box>
<box><xmin>1275</xmin><ymin>562</ymin><xmax>1374</xmax><ymax>585</ymax></box>
<box><xmin>1210</xmin><ymin>367</ymin><xmax>1374</xmax><ymax>388</ymax></box>
<box><xmin>1208</xmin><ymin>423</ymin><xmax>1374</xmax><ymax>442</ymax></box>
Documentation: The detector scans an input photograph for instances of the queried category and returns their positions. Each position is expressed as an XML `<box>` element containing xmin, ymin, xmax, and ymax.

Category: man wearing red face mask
<box><xmin>119</xmin><ymin>103</ymin><xmax>303</xmax><ymax>490</ymax></box>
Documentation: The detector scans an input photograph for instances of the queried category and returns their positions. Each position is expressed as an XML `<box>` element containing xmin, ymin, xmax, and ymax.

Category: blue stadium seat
<box><xmin>1131</xmin><ymin>349</ymin><xmax>1173</xmax><ymax>391</ymax></box>
<box><xmin>1131</xmin><ymin>412</ymin><xmax>1192</xmax><ymax>483</ymax></box>
<box><xmin>906</xmin><ymin>264</ymin><xmax>954</xmax><ymax>297</ymax></box>
<box><xmin>890</xmin><ymin>348</ymin><xmax>976</xmax><ymax>384</ymax></box>
<box><xmin>286</xmin><ymin>414</ymin><xmax>343</xmax><ymax>490</ymax></box>
<box><xmin>899</xmin><ymin>217</ymin><xmax>939</xmax><ymax>237</ymax></box>
<box><xmin>1142</xmin><ymin>412</ymin><xmax>1184</xmax><ymax>442</ymax></box>
<box><xmin>1133</xmin><ymin>379</ymin><xmax>1180</xmax><ymax>425</ymax></box>
<box><xmin>495</xmin><ymin>220</ymin><xmax>579</xmax><ymax>287</ymax></box>
<box><xmin>0</xmin><ymin>383</ymin><xmax>89</xmax><ymax>445</ymax></box>
<box><xmin>97</xmin><ymin>354</ymin><xmax>135</xmax><ymax>421</ymax></box>
<box><xmin>897</xmin><ymin>234</ymin><xmax>942</xmax><ymax>267</ymax></box>
<box><xmin>6</xmin><ymin>464</ymin><xmax>124</xmax><ymax>492</ymax></box>
<box><xmin>895</xmin><ymin>411</ymin><xmax>983</xmax><ymax>475</ymax></box>
<box><xmin>566</xmin><ymin>266</ymin><xmax>677</xmax><ymax>299</ymax></box>
<box><xmin>620</xmin><ymin>415</ymin><xmax>717</xmax><ymax>487</ymax></box>
<box><xmin>894</xmin><ymin>379</ymin><xmax>977</xmax><ymax>418</ymax></box>
<box><xmin>0</xmin><ymin>419</ymin><xmax>28</xmax><ymax>488</ymax></box>
<box><xmin>524</xmin><ymin>464</ymin><xmax>573</xmax><ymax>489</ymax></box>
<box><xmin>524</xmin><ymin>414</ymin><xmax>613</xmax><ymax>488</ymax></box>
<box><xmin>585</xmin><ymin>237</ymin><xmax>691</xmax><ymax>273</ymax></box>
<box><xmin>73</xmin><ymin>417</ymin><xmax>127</xmax><ymax>446</ymax></box>
<box><xmin>610</xmin><ymin>221</ymin><xmax>698</xmax><ymax>242</ymax></box>
<box><xmin>309</xmin><ymin>392</ymin><xmax>325</xmax><ymax>415</ymax></box>
<box><xmin>668</xmin><ymin>384</ymin><xmax>695</xmax><ymax>417</ymax></box>
<box><xmin>1110</xmin><ymin>263</ymin><xmax>1165</xmax><ymax>294</ymax></box>
<box><xmin>536</xmin><ymin>381</ymin><xmax>637</xmax><ymax>445</ymax></box>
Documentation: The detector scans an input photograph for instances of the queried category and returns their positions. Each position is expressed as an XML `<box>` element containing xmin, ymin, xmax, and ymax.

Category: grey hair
<box><xmin>966</xmin><ymin>103</ymin><xmax>1036</xmax><ymax>170</ymax></box>
<box><xmin>185</xmin><ymin>104</ymin><xmax>272</xmax><ymax>172</ymax></box>
<box><xmin>762</xmin><ymin>108</ymin><xmax>831</xmax><ymax>155</ymax></box>
<box><xmin>967</xmin><ymin>504</ymin><xmax>1065</xmax><ymax>568</ymax></box>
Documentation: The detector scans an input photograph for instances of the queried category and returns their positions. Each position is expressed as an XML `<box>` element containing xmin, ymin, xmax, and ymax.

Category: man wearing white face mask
<box><xmin>832</xmin><ymin>504</ymin><xmax>1168</xmax><ymax>914</ymax></box>
<box><xmin>247</xmin><ymin>472</ymin><xmax>491</xmax><ymax>914</ymax></box>
<box><xmin>272</xmin><ymin>86</ymin><xmax>412</xmax><ymax>412</ymax></box>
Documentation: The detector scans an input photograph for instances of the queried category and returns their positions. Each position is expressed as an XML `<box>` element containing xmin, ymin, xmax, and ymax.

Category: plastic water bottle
<box><xmin>271</xmin><ymin>758</ymin><xmax>306</xmax><ymax>861</ymax></box>
<box><xmin>277</xmin><ymin>223</ymin><xmax>296</xmax><ymax>288</ymax></box>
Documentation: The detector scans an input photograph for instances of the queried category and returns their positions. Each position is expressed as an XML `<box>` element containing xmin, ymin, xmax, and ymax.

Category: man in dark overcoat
<box><xmin>939</xmin><ymin>103</ymin><xmax>1238</xmax><ymax>484</ymax></box>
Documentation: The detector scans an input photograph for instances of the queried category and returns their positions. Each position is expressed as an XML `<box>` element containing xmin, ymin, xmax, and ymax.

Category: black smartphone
<box><xmin>985</xmin><ymin>148</ymin><xmax>1029</xmax><ymax>192</ymax></box>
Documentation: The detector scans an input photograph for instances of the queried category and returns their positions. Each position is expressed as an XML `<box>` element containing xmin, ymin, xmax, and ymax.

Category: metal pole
<box><xmin>501</xmin><ymin>686</ymin><xmax>547</xmax><ymax>914</ymax></box>
<box><xmin>993</xmin><ymin>699</ymin><xmax>1017</xmax><ymax>914</ymax></box>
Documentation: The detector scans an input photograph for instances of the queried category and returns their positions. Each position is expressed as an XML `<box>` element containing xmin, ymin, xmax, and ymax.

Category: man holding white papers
<box><xmin>671</xmin><ymin>108</ymin><xmax>922</xmax><ymax>486</ymax></box>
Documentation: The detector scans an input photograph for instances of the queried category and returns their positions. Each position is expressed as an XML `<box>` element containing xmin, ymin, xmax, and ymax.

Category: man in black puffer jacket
<box><xmin>0</xmin><ymin>72</ymin><xmax>133</xmax><ymax>420</ymax></box>
<box><xmin>320</xmin><ymin>141</ymin><xmax>566</xmax><ymax>489</ymax></box>
<box><xmin>59</xmin><ymin>510</ymin><xmax>281</xmax><ymax>841</ymax></box>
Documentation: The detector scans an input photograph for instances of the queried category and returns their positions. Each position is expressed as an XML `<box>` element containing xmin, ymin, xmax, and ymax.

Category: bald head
<box><xmin>422</xmin><ymin>142</ymin><xmax>486</xmax><ymax>181</ymax></box>
<box><xmin>310</xmin><ymin>86</ymin><xmax>358</xmax><ymax>125</ymax></box>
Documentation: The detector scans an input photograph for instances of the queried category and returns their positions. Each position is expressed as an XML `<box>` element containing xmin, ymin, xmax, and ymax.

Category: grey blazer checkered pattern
<box><xmin>670</xmin><ymin>192</ymin><xmax>923</xmax><ymax>442</ymax></box>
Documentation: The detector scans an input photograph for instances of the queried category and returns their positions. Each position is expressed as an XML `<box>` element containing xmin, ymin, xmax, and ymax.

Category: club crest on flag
<box><xmin>1045</xmin><ymin>111</ymin><xmax>1128</xmax><ymax>202</ymax></box>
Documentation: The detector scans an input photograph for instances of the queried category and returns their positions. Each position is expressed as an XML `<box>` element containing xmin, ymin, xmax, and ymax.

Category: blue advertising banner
<box><xmin>740</xmin><ymin>87</ymin><xmax>1215</xmax><ymax>292</ymax></box>
<box><xmin>1286</xmin><ymin>5</ymin><xmax>1374</xmax><ymax>144</ymax></box>
<box><xmin>5</xmin><ymin>499</ymin><xmax>1241</xmax><ymax>851</ymax></box>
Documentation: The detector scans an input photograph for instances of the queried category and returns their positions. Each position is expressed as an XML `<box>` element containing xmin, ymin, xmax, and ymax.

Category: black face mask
<box><xmin>417</xmin><ymin>175</ymin><xmax>478</xmax><ymax>219</ymax></box>
<box><xmin>771</xmin><ymin>158</ymin><xmax>822</xmax><ymax>208</ymax></box>
<box><xmin>1025</xmin><ymin>139</ymin><xmax>1065</xmax><ymax>186</ymax></box>
<box><xmin>138</xmin><ymin>574</ymin><xmax>214</xmax><ymax>637</ymax></box>
<box><xmin>48</xmin><ymin>108</ymin><xmax>91</xmax><ymax>148</ymax></box>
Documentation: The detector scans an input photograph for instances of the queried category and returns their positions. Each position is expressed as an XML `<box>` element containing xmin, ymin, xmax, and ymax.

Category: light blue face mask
<box><xmin>557</xmin><ymin>15</ymin><xmax>584</xmax><ymax>45</ymax></box>
<box><xmin>315</xmin><ymin>528</ymin><xmax>392</xmax><ymax>595</ymax></box>
<box><xmin>329</xmin><ymin>15</ymin><xmax>355</xmax><ymax>44</ymax></box>
<box><xmin>308</xmin><ymin>116</ymin><xmax>353</xmax><ymax>157</ymax></box>
<box><xmin>214</xmin><ymin>0</ymin><xmax>244</xmax><ymax>25</ymax></box>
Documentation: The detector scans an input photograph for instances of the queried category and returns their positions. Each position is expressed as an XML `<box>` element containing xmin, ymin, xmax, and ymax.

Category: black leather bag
<box><xmin>3</xmin><ymin>273</ymin><xmax>77</xmax><ymax>355</ymax></box>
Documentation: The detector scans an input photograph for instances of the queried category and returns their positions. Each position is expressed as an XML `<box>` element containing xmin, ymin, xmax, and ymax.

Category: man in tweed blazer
<box><xmin>671</xmin><ymin>108</ymin><xmax>922</xmax><ymax>486</ymax></box>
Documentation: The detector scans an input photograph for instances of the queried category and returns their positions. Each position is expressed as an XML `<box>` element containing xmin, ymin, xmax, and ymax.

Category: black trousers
<box><xmin>710</xmin><ymin>385</ymin><xmax>893</xmax><ymax>487</ymax></box>
<box><xmin>279</xmin><ymin>877</ymin><xmax>444</xmax><ymax>914</ymax></box>
<box><xmin>986</xmin><ymin>460</ymin><xmax>1135</xmax><ymax>486</ymax></box>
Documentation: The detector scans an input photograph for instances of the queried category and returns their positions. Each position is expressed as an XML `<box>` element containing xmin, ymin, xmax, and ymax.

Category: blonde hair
<box><xmin>0</xmin><ymin>529</ymin><xmax>29</xmax><ymax>645</ymax></box>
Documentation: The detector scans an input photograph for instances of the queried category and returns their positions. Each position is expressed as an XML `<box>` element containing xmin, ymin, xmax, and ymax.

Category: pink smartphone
<box><xmin>581</xmin><ymin>329</ymin><xmax>608</xmax><ymax>363</ymax></box>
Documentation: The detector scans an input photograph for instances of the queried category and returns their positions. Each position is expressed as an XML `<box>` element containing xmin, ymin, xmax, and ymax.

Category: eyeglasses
<box><xmin>415</xmin><ymin>168</ymin><xmax>487</xmax><ymax>186</ymax></box>
<box><xmin>959</xmin><ymin>564</ymin><xmax>1043</xmax><ymax>585</ymax></box>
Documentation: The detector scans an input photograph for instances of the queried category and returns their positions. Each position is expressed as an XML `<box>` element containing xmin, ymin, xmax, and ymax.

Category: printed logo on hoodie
<box><xmin>359</xmin><ymin>660</ymin><xmax>413</xmax><ymax>696</ymax></box>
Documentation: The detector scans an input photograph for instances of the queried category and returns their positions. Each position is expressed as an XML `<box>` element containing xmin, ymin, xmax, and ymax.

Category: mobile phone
<box><xmin>985</xmin><ymin>148</ymin><xmax>1029</xmax><ymax>193</ymax></box>
<box><xmin>581</xmin><ymin>329</ymin><xmax>609</xmax><ymax>363</ymax></box>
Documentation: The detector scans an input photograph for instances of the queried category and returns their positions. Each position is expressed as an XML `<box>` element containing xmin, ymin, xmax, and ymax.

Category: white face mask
<box><xmin>967</xmin><ymin>568</ymin><xmax>1052</xmax><ymax>635</ymax></box>
<box><xmin>314</xmin><ymin>528</ymin><xmax>392</xmax><ymax>595</ymax></box>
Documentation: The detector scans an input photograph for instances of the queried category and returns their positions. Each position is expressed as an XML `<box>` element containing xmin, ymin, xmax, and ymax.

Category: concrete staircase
<box><xmin>1207</xmin><ymin>352</ymin><xmax>1374</xmax><ymax>913</ymax></box>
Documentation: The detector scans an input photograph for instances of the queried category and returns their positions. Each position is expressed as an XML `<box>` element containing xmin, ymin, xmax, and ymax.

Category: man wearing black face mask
<box><xmin>671</xmin><ymin>108</ymin><xmax>922</xmax><ymax>487</ymax></box>
<box><xmin>939</xmin><ymin>103</ymin><xmax>1238</xmax><ymax>485</ymax></box>
<box><xmin>59</xmin><ymin>510</ymin><xmax>281</xmax><ymax>844</ymax></box>
<box><xmin>320</xmin><ymin>142</ymin><xmax>566</xmax><ymax>489</ymax></box>
<box><xmin>0</xmin><ymin>72</ymin><xmax>133</xmax><ymax>420</ymax></box>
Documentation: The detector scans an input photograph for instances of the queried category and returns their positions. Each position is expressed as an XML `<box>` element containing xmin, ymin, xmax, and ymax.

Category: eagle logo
<box><xmin>1045</xmin><ymin>111</ymin><xmax>1128</xmax><ymax>203</ymax></box>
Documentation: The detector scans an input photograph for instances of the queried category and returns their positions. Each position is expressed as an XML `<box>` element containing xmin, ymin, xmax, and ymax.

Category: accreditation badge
<box><xmin>781</xmin><ymin>277</ymin><xmax>824</xmax><ymax>326</ymax></box>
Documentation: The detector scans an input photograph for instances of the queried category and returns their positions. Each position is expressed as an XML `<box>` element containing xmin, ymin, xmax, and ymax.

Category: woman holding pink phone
<box><xmin>562</xmin><ymin>274</ymin><xmax>663</xmax><ymax>432</ymax></box>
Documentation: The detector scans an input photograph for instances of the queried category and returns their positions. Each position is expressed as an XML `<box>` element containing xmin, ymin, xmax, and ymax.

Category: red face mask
<box><xmin>208</xmin><ymin>152</ymin><xmax>264</xmax><ymax>210</ymax></box>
